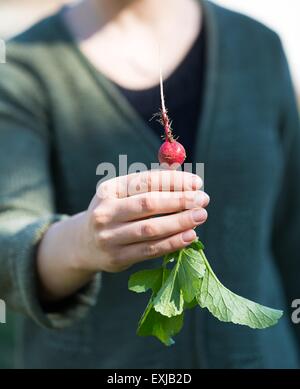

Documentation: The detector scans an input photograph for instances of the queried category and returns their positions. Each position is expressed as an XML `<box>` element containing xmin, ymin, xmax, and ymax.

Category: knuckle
<box><xmin>143</xmin><ymin>243</ymin><xmax>158</xmax><ymax>258</ymax></box>
<box><xmin>179</xmin><ymin>193</ymin><xmax>189</xmax><ymax>209</ymax></box>
<box><xmin>167</xmin><ymin>238</ymin><xmax>179</xmax><ymax>253</ymax></box>
<box><xmin>97</xmin><ymin>181</ymin><xmax>110</xmax><ymax>199</ymax></box>
<box><xmin>143</xmin><ymin>171</ymin><xmax>152</xmax><ymax>188</ymax></box>
<box><xmin>107</xmin><ymin>252</ymin><xmax>130</xmax><ymax>272</ymax></box>
<box><xmin>97</xmin><ymin>230</ymin><xmax>112</xmax><ymax>246</ymax></box>
<box><xmin>91</xmin><ymin>208</ymin><xmax>101</xmax><ymax>221</ymax></box>
<box><xmin>91</xmin><ymin>207</ymin><xmax>111</xmax><ymax>226</ymax></box>
<box><xmin>139</xmin><ymin>195</ymin><xmax>154</xmax><ymax>213</ymax></box>
<box><xmin>178</xmin><ymin>212</ymin><xmax>192</xmax><ymax>229</ymax></box>
<box><xmin>108</xmin><ymin>255</ymin><xmax>121</xmax><ymax>268</ymax></box>
<box><xmin>140</xmin><ymin>222</ymin><xmax>156</xmax><ymax>238</ymax></box>
<box><xmin>135</xmin><ymin>172</ymin><xmax>150</xmax><ymax>194</ymax></box>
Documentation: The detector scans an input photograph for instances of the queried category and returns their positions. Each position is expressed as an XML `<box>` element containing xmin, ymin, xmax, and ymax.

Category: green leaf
<box><xmin>129</xmin><ymin>267</ymin><xmax>182</xmax><ymax>345</ymax></box>
<box><xmin>128</xmin><ymin>268</ymin><xmax>162</xmax><ymax>294</ymax></box>
<box><xmin>153</xmin><ymin>261</ymin><xmax>184</xmax><ymax>317</ymax></box>
<box><xmin>184</xmin><ymin>298</ymin><xmax>198</xmax><ymax>310</ymax></box>
<box><xmin>197</xmin><ymin>250</ymin><xmax>283</xmax><ymax>329</ymax></box>
<box><xmin>137</xmin><ymin>297</ymin><xmax>184</xmax><ymax>346</ymax></box>
<box><xmin>190</xmin><ymin>239</ymin><xmax>205</xmax><ymax>251</ymax></box>
<box><xmin>178</xmin><ymin>248</ymin><xmax>206</xmax><ymax>303</ymax></box>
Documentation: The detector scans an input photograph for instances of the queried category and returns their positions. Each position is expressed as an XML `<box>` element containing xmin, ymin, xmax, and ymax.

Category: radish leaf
<box><xmin>153</xmin><ymin>257</ymin><xmax>184</xmax><ymax>317</ymax></box>
<box><xmin>128</xmin><ymin>268</ymin><xmax>163</xmax><ymax>294</ymax></box>
<box><xmin>129</xmin><ymin>267</ymin><xmax>183</xmax><ymax>345</ymax></box>
<box><xmin>137</xmin><ymin>296</ymin><xmax>183</xmax><ymax>346</ymax></box>
<box><xmin>197</xmin><ymin>250</ymin><xmax>283</xmax><ymax>328</ymax></box>
<box><xmin>178</xmin><ymin>248</ymin><xmax>206</xmax><ymax>303</ymax></box>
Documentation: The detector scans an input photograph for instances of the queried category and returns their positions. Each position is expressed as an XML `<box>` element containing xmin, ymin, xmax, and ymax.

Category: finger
<box><xmin>97</xmin><ymin>170</ymin><xmax>202</xmax><ymax>199</ymax></box>
<box><xmin>111</xmin><ymin>207</ymin><xmax>208</xmax><ymax>245</ymax></box>
<box><xmin>117</xmin><ymin>229</ymin><xmax>197</xmax><ymax>266</ymax></box>
<box><xmin>112</xmin><ymin>190</ymin><xmax>210</xmax><ymax>222</ymax></box>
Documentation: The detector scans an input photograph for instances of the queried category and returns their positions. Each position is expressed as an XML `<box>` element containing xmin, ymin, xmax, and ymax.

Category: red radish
<box><xmin>157</xmin><ymin>65</ymin><xmax>186</xmax><ymax>168</ymax></box>
<box><xmin>158</xmin><ymin>140</ymin><xmax>186</xmax><ymax>166</ymax></box>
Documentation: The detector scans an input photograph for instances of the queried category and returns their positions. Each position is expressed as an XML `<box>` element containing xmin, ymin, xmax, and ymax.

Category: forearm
<box><xmin>37</xmin><ymin>212</ymin><xmax>95</xmax><ymax>302</ymax></box>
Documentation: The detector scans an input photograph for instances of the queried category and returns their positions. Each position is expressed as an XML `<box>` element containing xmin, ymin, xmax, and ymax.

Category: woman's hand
<box><xmin>37</xmin><ymin>170</ymin><xmax>209</xmax><ymax>301</ymax></box>
<box><xmin>81</xmin><ymin>170</ymin><xmax>209</xmax><ymax>273</ymax></box>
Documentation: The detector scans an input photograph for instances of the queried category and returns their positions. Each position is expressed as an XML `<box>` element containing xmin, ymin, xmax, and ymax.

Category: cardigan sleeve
<box><xmin>271</xmin><ymin>39</ymin><xmax>300</xmax><ymax>350</ymax></box>
<box><xmin>0</xmin><ymin>57</ymin><xmax>101</xmax><ymax>329</ymax></box>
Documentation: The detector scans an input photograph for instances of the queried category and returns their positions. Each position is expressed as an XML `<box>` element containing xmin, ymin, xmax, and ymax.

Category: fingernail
<box><xmin>192</xmin><ymin>175</ymin><xmax>202</xmax><ymax>190</ymax></box>
<box><xmin>182</xmin><ymin>230</ymin><xmax>196</xmax><ymax>243</ymax></box>
<box><xmin>192</xmin><ymin>208</ymin><xmax>207</xmax><ymax>223</ymax></box>
<box><xmin>194</xmin><ymin>192</ymin><xmax>208</xmax><ymax>206</ymax></box>
<box><xmin>204</xmin><ymin>192</ymin><xmax>210</xmax><ymax>204</ymax></box>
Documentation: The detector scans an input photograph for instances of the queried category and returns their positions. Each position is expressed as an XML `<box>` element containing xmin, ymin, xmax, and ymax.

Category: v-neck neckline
<box><xmin>54</xmin><ymin>0</ymin><xmax>219</xmax><ymax>163</ymax></box>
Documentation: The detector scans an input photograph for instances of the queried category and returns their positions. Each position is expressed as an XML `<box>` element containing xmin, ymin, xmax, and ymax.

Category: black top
<box><xmin>115</xmin><ymin>25</ymin><xmax>206</xmax><ymax>163</ymax></box>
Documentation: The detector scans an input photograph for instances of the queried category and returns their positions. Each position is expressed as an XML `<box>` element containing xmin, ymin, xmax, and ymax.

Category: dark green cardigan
<box><xmin>0</xmin><ymin>1</ymin><xmax>299</xmax><ymax>368</ymax></box>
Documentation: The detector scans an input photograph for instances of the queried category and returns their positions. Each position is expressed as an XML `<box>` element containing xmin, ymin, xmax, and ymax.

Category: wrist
<box><xmin>37</xmin><ymin>211</ymin><xmax>96</xmax><ymax>302</ymax></box>
<box><xmin>66</xmin><ymin>211</ymin><xmax>96</xmax><ymax>278</ymax></box>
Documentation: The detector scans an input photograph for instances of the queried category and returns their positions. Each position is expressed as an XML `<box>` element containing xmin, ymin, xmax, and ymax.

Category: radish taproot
<box><xmin>157</xmin><ymin>66</ymin><xmax>186</xmax><ymax>167</ymax></box>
